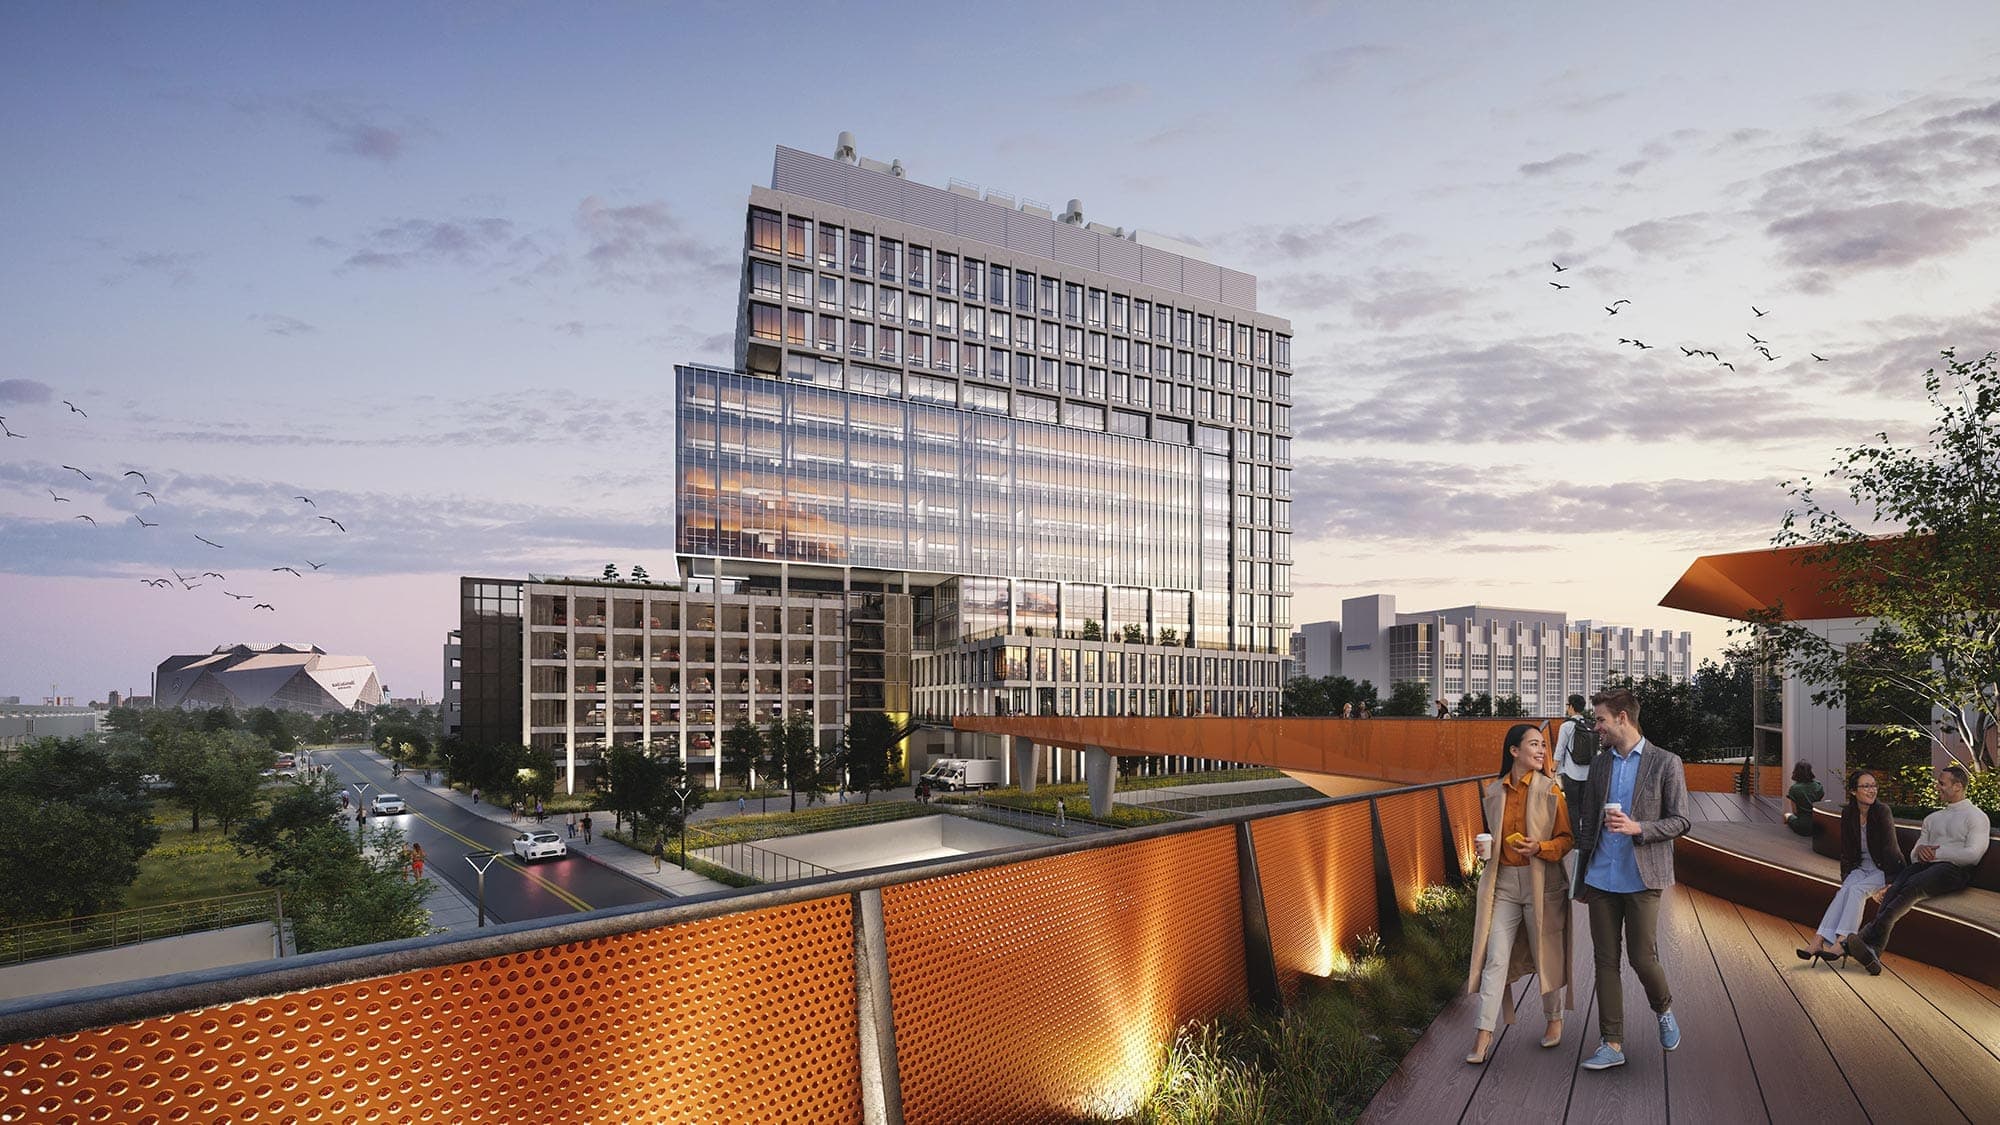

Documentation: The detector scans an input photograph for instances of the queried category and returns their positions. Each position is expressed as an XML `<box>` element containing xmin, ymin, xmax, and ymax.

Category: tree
<box><xmin>642</xmin><ymin>752</ymin><xmax>707</xmax><ymax>845</ymax></box>
<box><xmin>1494</xmin><ymin>694</ymin><xmax>1526</xmax><ymax>718</ymax></box>
<box><xmin>1381</xmin><ymin>680</ymin><xmax>1431</xmax><ymax>716</ymax></box>
<box><xmin>0</xmin><ymin>737</ymin><xmax>160</xmax><ymax>923</ymax></box>
<box><xmin>840</xmin><ymin>713</ymin><xmax>917</xmax><ymax>802</ymax></box>
<box><xmin>721</xmin><ymin>720</ymin><xmax>766</xmax><ymax>789</ymax></box>
<box><xmin>152</xmin><ymin>729</ymin><xmax>271</xmax><ymax>833</ymax></box>
<box><xmin>1455</xmin><ymin>692</ymin><xmax>1494</xmax><ymax>718</ymax></box>
<box><xmin>1601</xmin><ymin>673</ymin><xmax>1695</xmax><ymax>753</ymax></box>
<box><xmin>764</xmin><ymin>712</ymin><xmax>820</xmax><ymax>812</ymax></box>
<box><xmin>1749</xmin><ymin>349</ymin><xmax>2000</xmax><ymax>773</ymax></box>
<box><xmin>1282</xmin><ymin>675</ymin><xmax>1378</xmax><ymax>717</ymax></box>
<box><xmin>1081</xmin><ymin>619</ymin><xmax>1103</xmax><ymax>641</ymax></box>
<box><xmin>1157</xmin><ymin>627</ymin><xmax>1181</xmax><ymax>647</ymax></box>
<box><xmin>631</xmin><ymin>564</ymin><xmax>650</xmax><ymax>581</ymax></box>
<box><xmin>601</xmin><ymin>745</ymin><xmax>667</xmax><ymax>835</ymax></box>
<box><xmin>245</xmin><ymin>707</ymin><xmax>297</xmax><ymax>756</ymax></box>
<box><xmin>233</xmin><ymin>773</ymin><xmax>431</xmax><ymax>952</ymax></box>
<box><xmin>1120</xmin><ymin>623</ymin><xmax>1148</xmax><ymax>644</ymax></box>
<box><xmin>602</xmin><ymin>563</ymin><xmax>621</xmax><ymax>581</ymax></box>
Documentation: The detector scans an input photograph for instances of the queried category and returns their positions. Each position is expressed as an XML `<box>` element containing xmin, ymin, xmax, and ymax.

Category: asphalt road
<box><xmin>316</xmin><ymin>746</ymin><xmax>666</xmax><ymax>925</ymax></box>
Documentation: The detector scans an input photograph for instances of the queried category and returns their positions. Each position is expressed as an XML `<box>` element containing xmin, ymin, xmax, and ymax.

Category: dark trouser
<box><xmin>1587</xmin><ymin>888</ymin><xmax>1672</xmax><ymax>1043</ymax></box>
<box><xmin>1858</xmin><ymin>860</ymin><xmax>1975</xmax><ymax>952</ymax></box>
<box><xmin>1560</xmin><ymin>776</ymin><xmax>1587</xmax><ymax>840</ymax></box>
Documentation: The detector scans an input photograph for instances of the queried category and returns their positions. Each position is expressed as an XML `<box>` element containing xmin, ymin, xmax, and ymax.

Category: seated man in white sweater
<box><xmin>1844</xmin><ymin>764</ymin><xmax>1993</xmax><ymax>975</ymax></box>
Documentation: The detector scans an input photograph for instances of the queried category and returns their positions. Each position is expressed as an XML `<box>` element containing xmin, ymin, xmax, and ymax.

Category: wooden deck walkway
<box><xmin>1363</xmin><ymin>794</ymin><xmax>2000</xmax><ymax>1124</ymax></box>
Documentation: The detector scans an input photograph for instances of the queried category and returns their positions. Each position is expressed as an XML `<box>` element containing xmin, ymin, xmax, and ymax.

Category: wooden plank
<box><xmin>1883</xmin><ymin>954</ymin><xmax>2000</xmax><ymax>1060</ymax></box>
<box><xmin>1781</xmin><ymin>917</ymin><xmax>2000</xmax><ymax>1118</ymax></box>
<box><xmin>1459</xmin><ymin>903</ymin><xmax>1594</xmax><ymax>1124</ymax></box>
<box><xmin>1359</xmin><ymin>978</ymin><xmax>1528</xmax><ymax>1124</ymax></box>
<box><xmin>1687</xmin><ymin>893</ymin><xmax>1869</xmax><ymax>1125</ymax></box>
<box><xmin>1561</xmin><ymin>909</ymin><xmax>1667</xmax><ymax>1125</ymax></box>
<box><xmin>1736</xmin><ymin>905</ymin><xmax>1965</xmax><ymax>1123</ymax></box>
<box><xmin>1657</xmin><ymin>887</ymin><xmax>1766</xmax><ymax>1124</ymax></box>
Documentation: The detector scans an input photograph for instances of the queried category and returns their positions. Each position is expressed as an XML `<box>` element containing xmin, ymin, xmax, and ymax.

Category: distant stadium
<box><xmin>153</xmin><ymin>643</ymin><xmax>384</xmax><ymax>714</ymax></box>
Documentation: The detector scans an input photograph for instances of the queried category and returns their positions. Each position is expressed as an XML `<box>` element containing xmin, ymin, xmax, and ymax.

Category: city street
<box><xmin>316</xmin><ymin>746</ymin><xmax>668</xmax><ymax>925</ymax></box>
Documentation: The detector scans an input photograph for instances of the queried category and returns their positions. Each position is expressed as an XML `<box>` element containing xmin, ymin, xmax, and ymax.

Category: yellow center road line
<box><xmin>410</xmin><ymin>810</ymin><xmax>595</xmax><ymax>912</ymax></box>
<box><xmin>321</xmin><ymin>749</ymin><xmax>595</xmax><ymax>913</ymax></box>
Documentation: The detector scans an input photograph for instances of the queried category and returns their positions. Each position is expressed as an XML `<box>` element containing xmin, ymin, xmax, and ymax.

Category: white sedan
<box><xmin>370</xmin><ymin>793</ymin><xmax>408</xmax><ymax>815</ymax></box>
<box><xmin>512</xmin><ymin>829</ymin><xmax>567</xmax><ymax>862</ymax></box>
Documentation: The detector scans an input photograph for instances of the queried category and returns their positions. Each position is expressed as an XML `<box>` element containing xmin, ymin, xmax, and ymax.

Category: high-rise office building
<box><xmin>462</xmin><ymin>137</ymin><xmax>1297</xmax><ymax>785</ymax></box>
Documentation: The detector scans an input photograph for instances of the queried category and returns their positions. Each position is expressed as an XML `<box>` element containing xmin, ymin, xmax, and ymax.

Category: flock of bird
<box><xmin>1547</xmin><ymin>260</ymin><xmax>1831</xmax><ymax>373</ymax></box>
<box><xmin>6</xmin><ymin>396</ymin><xmax>351</xmax><ymax>615</ymax></box>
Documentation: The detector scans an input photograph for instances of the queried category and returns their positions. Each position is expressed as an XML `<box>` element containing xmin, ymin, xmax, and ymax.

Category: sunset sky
<box><xmin>4</xmin><ymin>2</ymin><xmax>1999</xmax><ymax>701</ymax></box>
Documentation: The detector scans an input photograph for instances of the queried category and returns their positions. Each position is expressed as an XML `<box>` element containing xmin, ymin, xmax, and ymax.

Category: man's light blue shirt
<box><xmin>1585</xmin><ymin>737</ymin><xmax>1648</xmax><ymax>894</ymax></box>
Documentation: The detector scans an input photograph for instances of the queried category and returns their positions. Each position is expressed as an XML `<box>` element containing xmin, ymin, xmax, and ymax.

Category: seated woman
<box><xmin>1464</xmin><ymin>723</ymin><xmax>1574</xmax><ymax>1064</ymax></box>
<box><xmin>1798</xmin><ymin>769</ymin><xmax>1904</xmax><ymax>963</ymax></box>
<box><xmin>1786</xmin><ymin>762</ymin><xmax>1825</xmax><ymax>835</ymax></box>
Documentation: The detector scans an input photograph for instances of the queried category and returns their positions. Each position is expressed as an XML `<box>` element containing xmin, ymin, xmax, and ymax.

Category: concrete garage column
<box><xmin>1011</xmin><ymin>736</ymin><xmax>1041</xmax><ymax>793</ymax></box>
<box><xmin>1085</xmin><ymin>746</ymin><xmax>1117</xmax><ymax>818</ymax></box>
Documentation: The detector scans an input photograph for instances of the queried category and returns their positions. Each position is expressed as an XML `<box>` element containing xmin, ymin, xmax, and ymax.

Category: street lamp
<box><xmin>464</xmin><ymin>849</ymin><xmax>501</xmax><ymax>928</ymax></box>
<box><xmin>673</xmin><ymin>785</ymin><xmax>692</xmax><ymax>870</ymax></box>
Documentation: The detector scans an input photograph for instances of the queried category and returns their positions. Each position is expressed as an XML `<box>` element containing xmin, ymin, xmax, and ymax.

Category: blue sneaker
<box><xmin>1659</xmin><ymin>1010</ymin><xmax>1681</xmax><ymax>1051</ymax></box>
<box><xmin>1581</xmin><ymin>1042</ymin><xmax>1626</xmax><ymax>1070</ymax></box>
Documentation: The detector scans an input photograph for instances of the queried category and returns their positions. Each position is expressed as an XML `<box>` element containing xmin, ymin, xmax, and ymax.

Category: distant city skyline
<box><xmin>5</xmin><ymin>2</ymin><xmax>1999</xmax><ymax>698</ymax></box>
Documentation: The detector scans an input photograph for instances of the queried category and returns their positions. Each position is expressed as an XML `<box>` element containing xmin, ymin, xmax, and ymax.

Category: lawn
<box><xmin>948</xmin><ymin>783</ymin><xmax>1185</xmax><ymax>827</ymax></box>
<box><xmin>1119</xmin><ymin>767</ymin><xmax>1286</xmax><ymax>790</ymax></box>
<box><xmin>123</xmin><ymin>807</ymin><xmax>269</xmax><ymax>911</ymax></box>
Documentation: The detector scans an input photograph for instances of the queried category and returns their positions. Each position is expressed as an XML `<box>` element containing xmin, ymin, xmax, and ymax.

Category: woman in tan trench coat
<box><xmin>1463</xmin><ymin>723</ymin><xmax>1575</xmax><ymax>1064</ymax></box>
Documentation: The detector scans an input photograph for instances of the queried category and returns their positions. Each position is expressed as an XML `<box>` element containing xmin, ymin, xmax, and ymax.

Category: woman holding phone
<box><xmin>1464</xmin><ymin>723</ymin><xmax>1575</xmax><ymax>1064</ymax></box>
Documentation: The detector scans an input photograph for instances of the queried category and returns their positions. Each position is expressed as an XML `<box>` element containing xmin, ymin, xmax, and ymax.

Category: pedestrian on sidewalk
<box><xmin>566</xmin><ymin>813</ymin><xmax>577</xmax><ymax>839</ymax></box>
<box><xmin>472</xmin><ymin>788</ymin><xmax>481</xmax><ymax>805</ymax></box>
<box><xmin>581</xmin><ymin>813</ymin><xmax>593</xmax><ymax>844</ymax></box>
<box><xmin>410</xmin><ymin>842</ymin><xmax>426</xmax><ymax>880</ymax></box>
<box><xmin>652</xmin><ymin>835</ymin><xmax>666</xmax><ymax>872</ymax></box>
<box><xmin>511</xmin><ymin>799</ymin><xmax>522</xmax><ymax>822</ymax></box>
<box><xmin>341</xmin><ymin>792</ymin><xmax>350</xmax><ymax>812</ymax></box>
<box><xmin>737</xmin><ymin>796</ymin><xmax>745</xmax><ymax>816</ymax></box>
<box><xmin>424</xmin><ymin>768</ymin><xmax>433</xmax><ymax>785</ymax></box>
<box><xmin>535</xmin><ymin>796</ymin><xmax>545</xmax><ymax>822</ymax></box>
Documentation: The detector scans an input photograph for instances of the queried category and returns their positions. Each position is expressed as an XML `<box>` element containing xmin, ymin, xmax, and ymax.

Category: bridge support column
<box><xmin>1011</xmin><ymin>736</ymin><xmax>1040</xmax><ymax>793</ymax></box>
<box><xmin>1086</xmin><ymin>746</ymin><xmax>1116</xmax><ymax>818</ymax></box>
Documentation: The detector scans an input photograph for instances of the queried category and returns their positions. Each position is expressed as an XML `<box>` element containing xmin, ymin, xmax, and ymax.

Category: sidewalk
<box><xmin>351</xmin><ymin>750</ymin><xmax>737</xmax><ymax>899</ymax></box>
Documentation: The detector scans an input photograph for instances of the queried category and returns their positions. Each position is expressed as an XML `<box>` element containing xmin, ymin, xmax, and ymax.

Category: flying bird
<box><xmin>253</xmin><ymin>603</ymin><xmax>276</xmax><ymax>611</ymax></box>
<box><xmin>272</xmin><ymin>566</ymin><xmax>301</xmax><ymax>576</ymax></box>
<box><xmin>135</xmin><ymin>490</ymin><xmax>157</xmax><ymax>504</ymax></box>
<box><xmin>183</xmin><ymin>581</ymin><xmax>202</xmax><ymax>589</ymax></box>
<box><xmin>202</xmin><ymin>571</ymin><xmax>224</xmax><ymax>579</ymax></box>
<box><xmin>1634</xmin><ymin>341</ymin><xmax>1653</xmax><ymax>349</ymax></box>
<box><xmin>48</xmin><ymin>489</ymin><xmax>68</xmax><ymax>503</ymax></box>
<box><xmin>63</xmin><ymin>401</ymin><xmax>86</xmax><ymax>417</ymax></box>
<box><xmin>1</xmin><ymin>422</ymin><xmax>23</xmax><ymax>439</ymax></box>
<box><xmin>317</xmin><ymin>516</ymin><xmax>346</xmax><ymax>532</ymax></box>
<box><xmin>122</xmin><ymin>470</ymin><xmax>147</xmax><ymax>484</ymax></box>
<box><xmin>194</xmin><ymin>534</ymin><xmax>224</xmax><ymax>549</ymax></box>
<box><xmin>62</xmin><ymin>465</ymin><xmax>91</xmax><ymax>480</ymax></box>
<box><xmin>1680</xmin><ymin>347</ymin><xmax>1695</xmax><ymax>357</ymax></box>
<box><xmin>1761</xmin><ymin>351</ymin><xmax>1781</xmax><ymax>361</ymax></box>
<box><xmin>1718</xmin><ymin>361</ymin><xmax>1735</xmax><ymax>372</ymax></box>
<box><xmin>1752</xmin><ymin>306</ymin><xmax>1769</xmax><ymax>317</ymax></box>
<box><xmin>1608</xmin><ymin>299</ymin><xmax>1631</xmax><ymax>307</ymax></box>
<box><xmin>1549</xmin><ymin>281</ymin><xmax>1570</xmax><ymax>290</ymax></box>
<box><xmin>1812</xmin><ymin>353</ymin><xmax>1828</xmax><ymax>362</ymax></box>
<box><xmin>133</xmin><ymin>515</ymin><xmax>157</xmax><ymax>528</ymax></box>
<box><xmin>1618</xmin><ymin>338</ymin><xmax>1632</xmax><ymax>345</ymax></box>
<box><xmin>295</xmin><ymin>496</ymin><xmax>314</xmax><ymax>507</ymax></box>
<box><xmin>306</xmin><ymin>560</ymin><xmax>326</xmax><ymax>571</ymax></box>
<box><xmin>143</xmin><ymin>578</ymin><xmax>170</xmax><ymax>588</ymax></box>
<box><xmin>224</xmin><ymin>591</ymin><xmax>253</xmax><ymax>600</ymax></box>
<box><xmin>1747</xmin><ymin>333</ymin><xmax>1766</xmax><ymax>345</ymax></box>
<box><xmin>74</xmin><ymin>514</ymin><xmax>96</xmax><ymax>525</ymax></box>
<box><xmin>1551</xmin><ymin>261</ymin><xmax>1568</xmax><ymax>273</ymax></box>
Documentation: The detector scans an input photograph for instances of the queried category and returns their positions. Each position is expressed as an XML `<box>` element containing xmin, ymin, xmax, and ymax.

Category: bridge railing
<box><xmin>0</xmin><ymin>773</ymin><xmax>1493</xmax><ymax>1125</ymax></box>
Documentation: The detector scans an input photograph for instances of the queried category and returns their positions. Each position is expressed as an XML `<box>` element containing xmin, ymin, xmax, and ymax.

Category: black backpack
<box><xmin>1568</xmin><ymin>717</ymin><xmax>1598</xmax><ymax>768</ymax></box>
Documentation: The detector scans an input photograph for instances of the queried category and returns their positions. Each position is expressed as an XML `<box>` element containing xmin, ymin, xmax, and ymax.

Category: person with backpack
<box><xmin>1553</xmin><ymin>694</ymin><xmax>1597</xmax><ymax>839</ymax></box>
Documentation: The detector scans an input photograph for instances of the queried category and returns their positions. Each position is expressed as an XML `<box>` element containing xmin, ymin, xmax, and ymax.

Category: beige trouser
<box><xmin>1477</xmin><ymin>863</ymin><xmax>1561</xmax><ymax>1031</ymax></box>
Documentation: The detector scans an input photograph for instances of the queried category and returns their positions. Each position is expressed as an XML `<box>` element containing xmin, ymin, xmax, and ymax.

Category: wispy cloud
<box><xmin>571</xmin><ymin>196</ymin><xmax>732</xmax><ymax>292</ymax></box>
<box><xmin>339</xmin><ymin>216</ymin><xmax>521</xmax><ymax>271</ymax></box>
<box><xmin>0</xmin><ymin>379</ymin><xmax>55</xmax><ymax>405</ymax></box>
<box><xmin>1519</xmin><ymin>151</ymin><xmax>1594</xmax><ymax>177</ymax></box>
<box><xmin>1766</xmin><ymin>201</ymin><xmax>1989</xmax><ymax>275</ymax></box>
<box><xmin>250</xmin><ymin>313</ymin><xmax>317</xmax><ymax>336</ymax></box>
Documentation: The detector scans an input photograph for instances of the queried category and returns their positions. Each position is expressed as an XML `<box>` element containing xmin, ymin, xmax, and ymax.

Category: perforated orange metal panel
<box><xmin>0</xmin><ymin>896</ymin><xmax>861</xmax><ymax>1125</ymax></box>
<box><xmin>1250</xmin><ymin>801</ymin><xmax>1379</xmax><ymax>998</ymax></box>
<box><xmin>1441</xmin><ymin>780</ymin><xmax>1487</xmax><ymax>880</ymax></box>
<box><xmin>880</xmin><ymin>827</ymin><xmax>1246</xmax><ymax>1124</ymax></box>
<box><xmin>1375</xmin><ymin>790</ymin><xmax>1446</xmax><ymax>914</ymax></box>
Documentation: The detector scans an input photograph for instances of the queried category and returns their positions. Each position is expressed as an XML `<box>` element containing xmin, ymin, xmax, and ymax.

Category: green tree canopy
<box><xmin>764</xmin><ymin>712</ymin><xmax>821</xmax><ymax>812</ymax></box>
<box><xmin>1381</xmin><ymin>680</ymin><xmax>1432</xmax><ymax>716</ymax></box>
<box><xmin>1748</xmin><ymin>350</ymin><xmax>2000</xmax><ymax>770</ymax></box>
<box><xmin>0</xmin><ymin>737</ymin><xmax>161</xmax><ymax>922</ymax></box>
<box><xmin>721</xmin><ymin>720</ymin><xmax>766</xmax><ymax>789</ymax></box>
<box><xmin>840</xmin><ymin>713</ymin><xmax>916</xmax><ymax>802</ymax></box>
<box><xmin>1282</xmin><ymin>675</ymin><xmax>1378</xmax><ymax>717</ymax></box>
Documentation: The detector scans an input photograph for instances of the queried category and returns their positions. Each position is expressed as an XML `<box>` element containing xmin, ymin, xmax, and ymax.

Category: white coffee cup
<box><xmin>1604</xmin><ymin>801</ymin><xmax>1623</xmax><ymax>822</ymax></box>
<box><xmin>1474</xmin><ymin>833</ymin><xmax>1493</xmax><ymax>860</ymax></box>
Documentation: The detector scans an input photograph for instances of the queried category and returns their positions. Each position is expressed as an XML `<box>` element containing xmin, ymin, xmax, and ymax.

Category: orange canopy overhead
<box><xmin>1658</xmin><ymin>543</ymin><xmax>1865</xmax><ymax>621</ymax></box>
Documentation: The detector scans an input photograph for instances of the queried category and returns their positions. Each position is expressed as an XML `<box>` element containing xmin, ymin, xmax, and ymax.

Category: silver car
<box><xmin>370</xmin><ymin>793</ymin><xmax>408</xmax><ymax>815</ymax></box>
<box><xmin>512</xmin><ymin>829</ymin><xmax>567</xmax><ymax>862</ymax></box>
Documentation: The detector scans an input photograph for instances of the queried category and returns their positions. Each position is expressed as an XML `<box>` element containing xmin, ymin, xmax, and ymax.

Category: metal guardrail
<box><xmin>686</xmin><ymin>828</ymin><xmax>836</xmax><ymax>883</ymax></box>
<box><xmin>937</xmin><ymin>797</ymin><xmax>1115</xmax><ymax>838</ymax></box>
<box><xmin>1</xmin><ymin>890</ymin><xmax>281</xmax><ymax>966</ymax></box>
<box><xmin>1138</xmin><ymin>784</ymin><xmax>1324</xmax><ymax>816</ymax></box>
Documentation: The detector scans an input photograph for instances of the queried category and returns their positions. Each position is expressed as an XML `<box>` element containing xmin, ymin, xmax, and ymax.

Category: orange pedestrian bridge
<box><xmin>952</xmin><ymin>714</ymin><xmax>1543</xmax><ymax>815</ymax></box>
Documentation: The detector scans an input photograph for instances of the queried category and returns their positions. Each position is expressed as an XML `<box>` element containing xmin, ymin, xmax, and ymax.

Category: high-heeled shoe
<box><xmin>1541</xmin><ymin>1019</ymin><xmax>1564</xmax><ymax>1048</ymax></box>
<box><xmin>1465</xmin><ymin>1033</ymin><xmax>1495</xmax><ymax>1065</ymax></box>
<box><xmin>1796</xmin><ymin>945</ymin><xmax>1824</xmax><ymax>961</ymax></box>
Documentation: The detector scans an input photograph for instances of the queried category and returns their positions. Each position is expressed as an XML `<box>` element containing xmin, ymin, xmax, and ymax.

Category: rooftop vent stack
<box><xmin>890</xmin><ymin>159</ymin><xmax>905</xmax><ymax>178</ymax></box>
<box><xmin>834</xmin><ymin>131</ymin><xmax>857</xmax><ymax>162</ymax></box>
<box><xmin>1060</xmin><ymin>198</ymin><xmax>1084</xmax><ymax>224</ymax></box>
